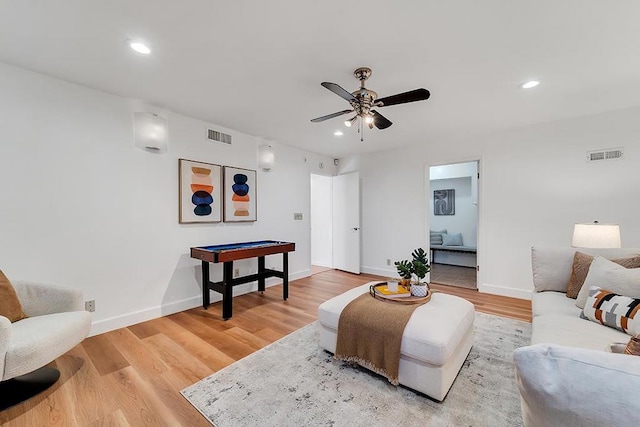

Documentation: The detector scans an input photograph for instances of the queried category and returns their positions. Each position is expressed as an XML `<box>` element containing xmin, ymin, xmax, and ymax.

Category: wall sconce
<box><xmin>134</xmin><ymin>112</ymin><xmax>168</xmax><ymax>153</ymax></box>
<box><xmin>258</xmin><ymin>144</ymin><xmax>275</xmax><ymax>171</ymax></box>
<box><xmin>572</xmin><ymin>221</ymin><xmax>621</xmax><ymax>248</ymax></box>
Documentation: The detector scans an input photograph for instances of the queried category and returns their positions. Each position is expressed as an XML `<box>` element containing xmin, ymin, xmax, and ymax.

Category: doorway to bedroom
<box><xmin>428</xmin><ymin>161</ymin><xmax>478</xmax><ymax>290</ymax></box>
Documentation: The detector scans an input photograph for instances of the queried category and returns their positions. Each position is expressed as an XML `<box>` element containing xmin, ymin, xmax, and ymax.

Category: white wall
<box><xmin>356</xmin><ymin>107</ymin><xmax>640</xmax><ymax>299</ymax></box>
<box><xmin>430</xmin><ymin>162</ymin><xmax>477</xmax><ymax>181</ymax></box>
<box><xmin>429</xmin><ymin>177</ymin><xmax>477</xmax><ymax>247</ymax></box>
<box><xmin>431</xmin><ymin>161</ymin><xmax>478</xmax><ymax>205</ymax></box>
<box><xmin>0</xmin><ymin>62</ymin><xmax>336</xmax><ymax>335</ymax></box>
<box><xmin>310</xmin><ymin>174</ymin><xmax>332</xmax><ymax>267</ymax></box>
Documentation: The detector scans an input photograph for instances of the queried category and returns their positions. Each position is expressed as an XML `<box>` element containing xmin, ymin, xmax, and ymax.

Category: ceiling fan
<box><xmin>311</xmin><ymin>67</ymin><xmax>430</xmax><ymax>141</ymax></box>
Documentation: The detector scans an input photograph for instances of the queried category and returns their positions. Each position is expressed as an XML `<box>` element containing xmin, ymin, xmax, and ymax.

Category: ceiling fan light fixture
<box><xmin>311</xmin><ymin>67</ymin><xmax>429</xmax><ymax>142</ymax></box>
<box><xmin>520</xmin><ymin>80</ymin><xmax>540</xmax><ymax>89</ymax></box>
<box><xmin>344</xmin><ymin>116</ymin><xmax>357</xmax><ymax>127</ymax></box>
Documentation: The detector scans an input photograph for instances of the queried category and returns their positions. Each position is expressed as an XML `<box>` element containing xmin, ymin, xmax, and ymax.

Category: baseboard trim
<box><xmin>311</xmin><ymin>261</ymin><xmax>332</xmax><ymax>268</ymax></box>
<box><xmin>479</xmin><ymin>283</ymin><xmax>532</xmax><ymax>300</ymax></box>
<box><xmin>362</xmin><ymin>266</ymin><xmax>436</xmax><ymax>282</ymax></box>
<box><xmin>360</xmin><ymin>266</ymin><xmax>395</xmax><ymax>277</ymax></box>
<box><xmin>361</xmin><ymin>267</ymin><xmax>531</xmax><ymax>300</ymax></box>
<box><xmin>89</xmin><ymin>269</ymin><xmax>311</xmax><ymax>336</ymax></box>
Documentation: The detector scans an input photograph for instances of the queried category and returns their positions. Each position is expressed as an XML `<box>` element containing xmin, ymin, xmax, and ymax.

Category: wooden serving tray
<box><xmin>369</xmin><ymin>282</ymin><xmax>432</xmax><ymax>305</ymax></box>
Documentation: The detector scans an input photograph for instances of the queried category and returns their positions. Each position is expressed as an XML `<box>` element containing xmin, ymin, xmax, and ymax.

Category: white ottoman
<box><xmin>318</xmin><ymin>283</ymin><xmax>475</xmax><ymax>401</ymax></box>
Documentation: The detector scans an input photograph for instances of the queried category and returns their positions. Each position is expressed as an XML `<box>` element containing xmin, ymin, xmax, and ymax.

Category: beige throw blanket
<box><xmin>334</xmin><ymin>292</ymin><xmax>422</xmax><ymax>385</ymax></box>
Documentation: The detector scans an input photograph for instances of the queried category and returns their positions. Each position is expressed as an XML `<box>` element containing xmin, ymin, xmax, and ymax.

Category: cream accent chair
<box><xmin>0</xmin><ymin>281</ymin><xmax>92</xmax><ymax>410</ymax></box>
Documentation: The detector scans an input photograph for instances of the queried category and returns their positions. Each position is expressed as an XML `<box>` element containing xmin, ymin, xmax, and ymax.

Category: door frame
<box><xmin>424</xmin><ymin>157</ymin><xmax>483</xmax><ymax>286</ymax></box>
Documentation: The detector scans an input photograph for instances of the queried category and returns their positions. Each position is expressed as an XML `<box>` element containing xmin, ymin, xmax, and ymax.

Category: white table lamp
<box><xmin>572</xmin><ymin>221</ymin><xmax>621</xmax><ymax>248</ymax></box>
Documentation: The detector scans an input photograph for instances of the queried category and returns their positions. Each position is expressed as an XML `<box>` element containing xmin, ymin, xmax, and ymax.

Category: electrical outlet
<box><xmin>85</xmin><ymin>300</ymin><xmax>95</xmax><ymax>312</ymax></box>
<box><xmin>386</xmin><ymin>258</ymin><xmax>391</xmax><ymax>266</ymax></box>
<box><xmin>294</xmin><ymin>213</ymin><xmax>303</xmax><ymax>220</ymax></box>
<box><xmin>234</xmin><ymin>268</ymin><xmax>240</xmax><ymax>277</ymax></box>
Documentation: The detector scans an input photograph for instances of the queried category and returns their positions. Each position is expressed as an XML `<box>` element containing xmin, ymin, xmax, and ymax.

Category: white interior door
<box><xmin>332</xmin><ymin>172</ymin><xmax>360</xmax><ymax>274</ymax></box>
<box><xmin>310</xmin><ymin>174</ymin><xmax>333</xmax><ymax>268</ymax></box>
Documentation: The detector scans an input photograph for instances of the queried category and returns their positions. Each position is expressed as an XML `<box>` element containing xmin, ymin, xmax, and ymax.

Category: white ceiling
<box><xmin>2</xmin><ymin>1</ymin><xmax>640</xmax><ymax>157</ymax></box>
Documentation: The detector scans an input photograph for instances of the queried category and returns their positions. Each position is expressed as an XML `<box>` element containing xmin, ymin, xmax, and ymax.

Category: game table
<box><xmin>190</xmin><ymin>240</ymin><xmax>296</xmax><ymax>319</ymax></box>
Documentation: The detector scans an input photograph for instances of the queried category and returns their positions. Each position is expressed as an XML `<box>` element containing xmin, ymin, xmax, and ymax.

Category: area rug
<box><xmin>181</xmin><ymin>312</ymin><xmax>531</xmax><ymax>427</ymax></box>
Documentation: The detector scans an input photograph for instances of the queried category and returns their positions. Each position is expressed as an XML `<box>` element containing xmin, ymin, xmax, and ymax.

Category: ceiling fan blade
<box><xmin>376</xmin><ymin>88</ymin><xmax>430</xmax><ymax>107</ymax></box>
<box><xmin>371</xmin><ymin>110</ymin><xmax>393</xmax><ymax>130</ymax></box>
<box><xmin>310</xmin><ymin>109</ymin><xmax>353</xmax><ymax>123</ymax></box>
<box><xmin>321</xmin><ymin>82</ymin><xmax>357</xmax><ymax>102</ymax></box>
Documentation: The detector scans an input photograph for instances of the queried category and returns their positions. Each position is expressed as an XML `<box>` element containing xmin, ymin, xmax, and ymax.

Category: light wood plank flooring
<box><xmin>430</xmin><ymin>263</ymin><xmax>478</xmax><ymax>290</ymax></box>
<box><xmin>0</xmin><ymin>270</ymin><xmax>531</xmax><ymax>426</ymax></box>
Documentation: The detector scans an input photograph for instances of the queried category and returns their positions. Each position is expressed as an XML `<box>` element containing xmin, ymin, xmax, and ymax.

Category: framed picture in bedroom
<box><xmin>434</xmin><ymin>189</ymin><xmax>455</xmax><ymax>215</ymax></box>
<box><xmin>223</xmin><ymin>166</ymin><xmax>257</xmax><ymax>222</ymax></box>
<box><xmin>178</xmin><ymin>158</ymin><xmax>222</xmax><ymax>223</ymax></box>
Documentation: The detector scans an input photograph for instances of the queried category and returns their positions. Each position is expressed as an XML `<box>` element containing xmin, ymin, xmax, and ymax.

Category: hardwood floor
<box><xmin>0</xmin><ymin>270</ymin><xmax>531</xmax><ymax>426</ymax></box>
<box><xmin>430</xmin><ymin>263</ymin><xmax>478</xmax><ymax>290</ymax></box>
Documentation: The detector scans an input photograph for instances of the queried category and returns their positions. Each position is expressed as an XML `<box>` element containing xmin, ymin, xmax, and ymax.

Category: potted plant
<box><xmin>394</xmin><ymin>248</ymin><xmax>431</xmax><ymax>296</ymax></box>
<box><xmin>394</xmin><ymin>259</ymin><xmax>413</xmax><ymax>289</ymax></box>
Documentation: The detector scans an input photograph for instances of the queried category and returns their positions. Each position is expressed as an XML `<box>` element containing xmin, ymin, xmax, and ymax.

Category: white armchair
<box><xmin>0</xmin><ymin>280</ymin><xmax>92</xmax><ymax>410</ymax></box>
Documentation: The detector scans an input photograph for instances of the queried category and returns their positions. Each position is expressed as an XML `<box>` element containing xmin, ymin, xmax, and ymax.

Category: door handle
<box><xmin>352</xmin><ymin>227</ymin><xmax>360</xmax><ymax>231</ymax></box>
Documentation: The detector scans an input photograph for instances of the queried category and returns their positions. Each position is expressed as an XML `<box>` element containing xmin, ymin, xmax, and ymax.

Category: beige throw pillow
<box><xmin>566</xmin><ymin>252</ymin><xmax>640</xmax><ymax>299</ymax></box>
<box><xmin>0</xmin><ymin>270</ymin><xmax>27</xmax><ymax>322</ymax></box>
<box><xmin>576</xmin><ymin>257</ymin><xmax>640</xmax><ymax>309</ymax></box>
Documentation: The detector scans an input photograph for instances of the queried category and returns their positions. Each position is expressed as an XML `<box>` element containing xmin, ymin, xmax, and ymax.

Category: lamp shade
<box><xmin>572</xmin><ymin>222</ymin><xmax>621</xmax><ymax>248</ymax></box>
<box><xmin>258</xmin><ymin>144</ymin><xmax>275</xmax><ymax>171</ymax></box>
<box><xmin>134</xmin><ymin>112</ymin><xmax>168</xmax><ymax>152</ymax></box>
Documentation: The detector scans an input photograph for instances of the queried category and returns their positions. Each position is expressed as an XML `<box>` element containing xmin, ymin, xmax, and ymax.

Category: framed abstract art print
<box><xmin>178</xmin><ymin>159</ymin><xmax>222</xmax><ymax>223</ymax></box>
<box><xmin>434</xmin><ymin>189</ymin><xmax>455</xmax><ymax>215</ymax></box>
<box><xmin>223</xmin><ymin>166</ymin><xmax>257</xmax><ymax>222</ymax></box>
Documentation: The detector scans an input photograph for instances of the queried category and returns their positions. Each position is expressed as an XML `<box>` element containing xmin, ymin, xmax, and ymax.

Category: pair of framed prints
<box><xmin>178</xmin><ymin>158</ymin><xmax>256</xmax><ymax>224</ymax></box>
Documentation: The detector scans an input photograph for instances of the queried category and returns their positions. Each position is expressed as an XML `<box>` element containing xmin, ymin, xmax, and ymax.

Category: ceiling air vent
<box><xmin>206</xmin><ymin>128</ymin><xmax>232</xmax><ymax>144</ymax></box>
<box><xmin>586</xmin><ymin>147</ymin><xmax>624</xmax><ymax>162</ymax></box>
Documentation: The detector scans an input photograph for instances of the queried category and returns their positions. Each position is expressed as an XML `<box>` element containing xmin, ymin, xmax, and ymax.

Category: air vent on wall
<box><xmin>586</xmin><ymin>147</ymin><xmax>624</xmax><ymax>162</ymax></box>
<box><xmin>206</xmin><ymin>128</ymin><xmax>232</xmax><ymax>144</ymax></box>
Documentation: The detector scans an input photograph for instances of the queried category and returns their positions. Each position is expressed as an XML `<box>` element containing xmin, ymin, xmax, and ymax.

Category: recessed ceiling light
<box><xmin>334</xmin><ymin>130</ymin><xmax>343</xmax><ymax>136</ymax></box>
<box><xmin>130</xmin><ymin>41</ymin><xmax>151</xmax><ymax>55</ymax></box>
<box><xmin>520</xmin><ymin>80</ymin><xmax>540</xmax><ymax>89</ymax></box>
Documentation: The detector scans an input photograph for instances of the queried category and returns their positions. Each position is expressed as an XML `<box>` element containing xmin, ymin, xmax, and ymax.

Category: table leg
<box><xmin>258</xmin><ymin>256</ymin><xmax>265</xmax><ymax>293</ymax></box>
<box><xmin>222</xmin><ymin>261</ymin><xmax>234</xmax><ymax>320</ymax></box>
<box><xmin>283</xmin><ymin>252</ymin><xmax>289</xmax><ymax>300</ymax></box>
<box><xmin>201</xmin><ymin>261</ymin><xmax>210</xmax><ymax>309</ymax></box>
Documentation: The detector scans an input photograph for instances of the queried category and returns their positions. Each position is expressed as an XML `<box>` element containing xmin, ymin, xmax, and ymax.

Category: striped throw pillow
<box><xmin>581</xmin><ymin>286</ymin><xmax>640</xmax><ymax>336</ymax></box>
<box><xmin>430</xmin><ymin>229</ymin><xmax>447</xmax><ymax>245</ymax></box>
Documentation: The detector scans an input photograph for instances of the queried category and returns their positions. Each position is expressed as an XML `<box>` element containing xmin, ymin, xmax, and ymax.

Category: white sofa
<box><xmin>514</xmin><ymin>247</ymin><xmax>640</xmax><ymax>427</ymax></box>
